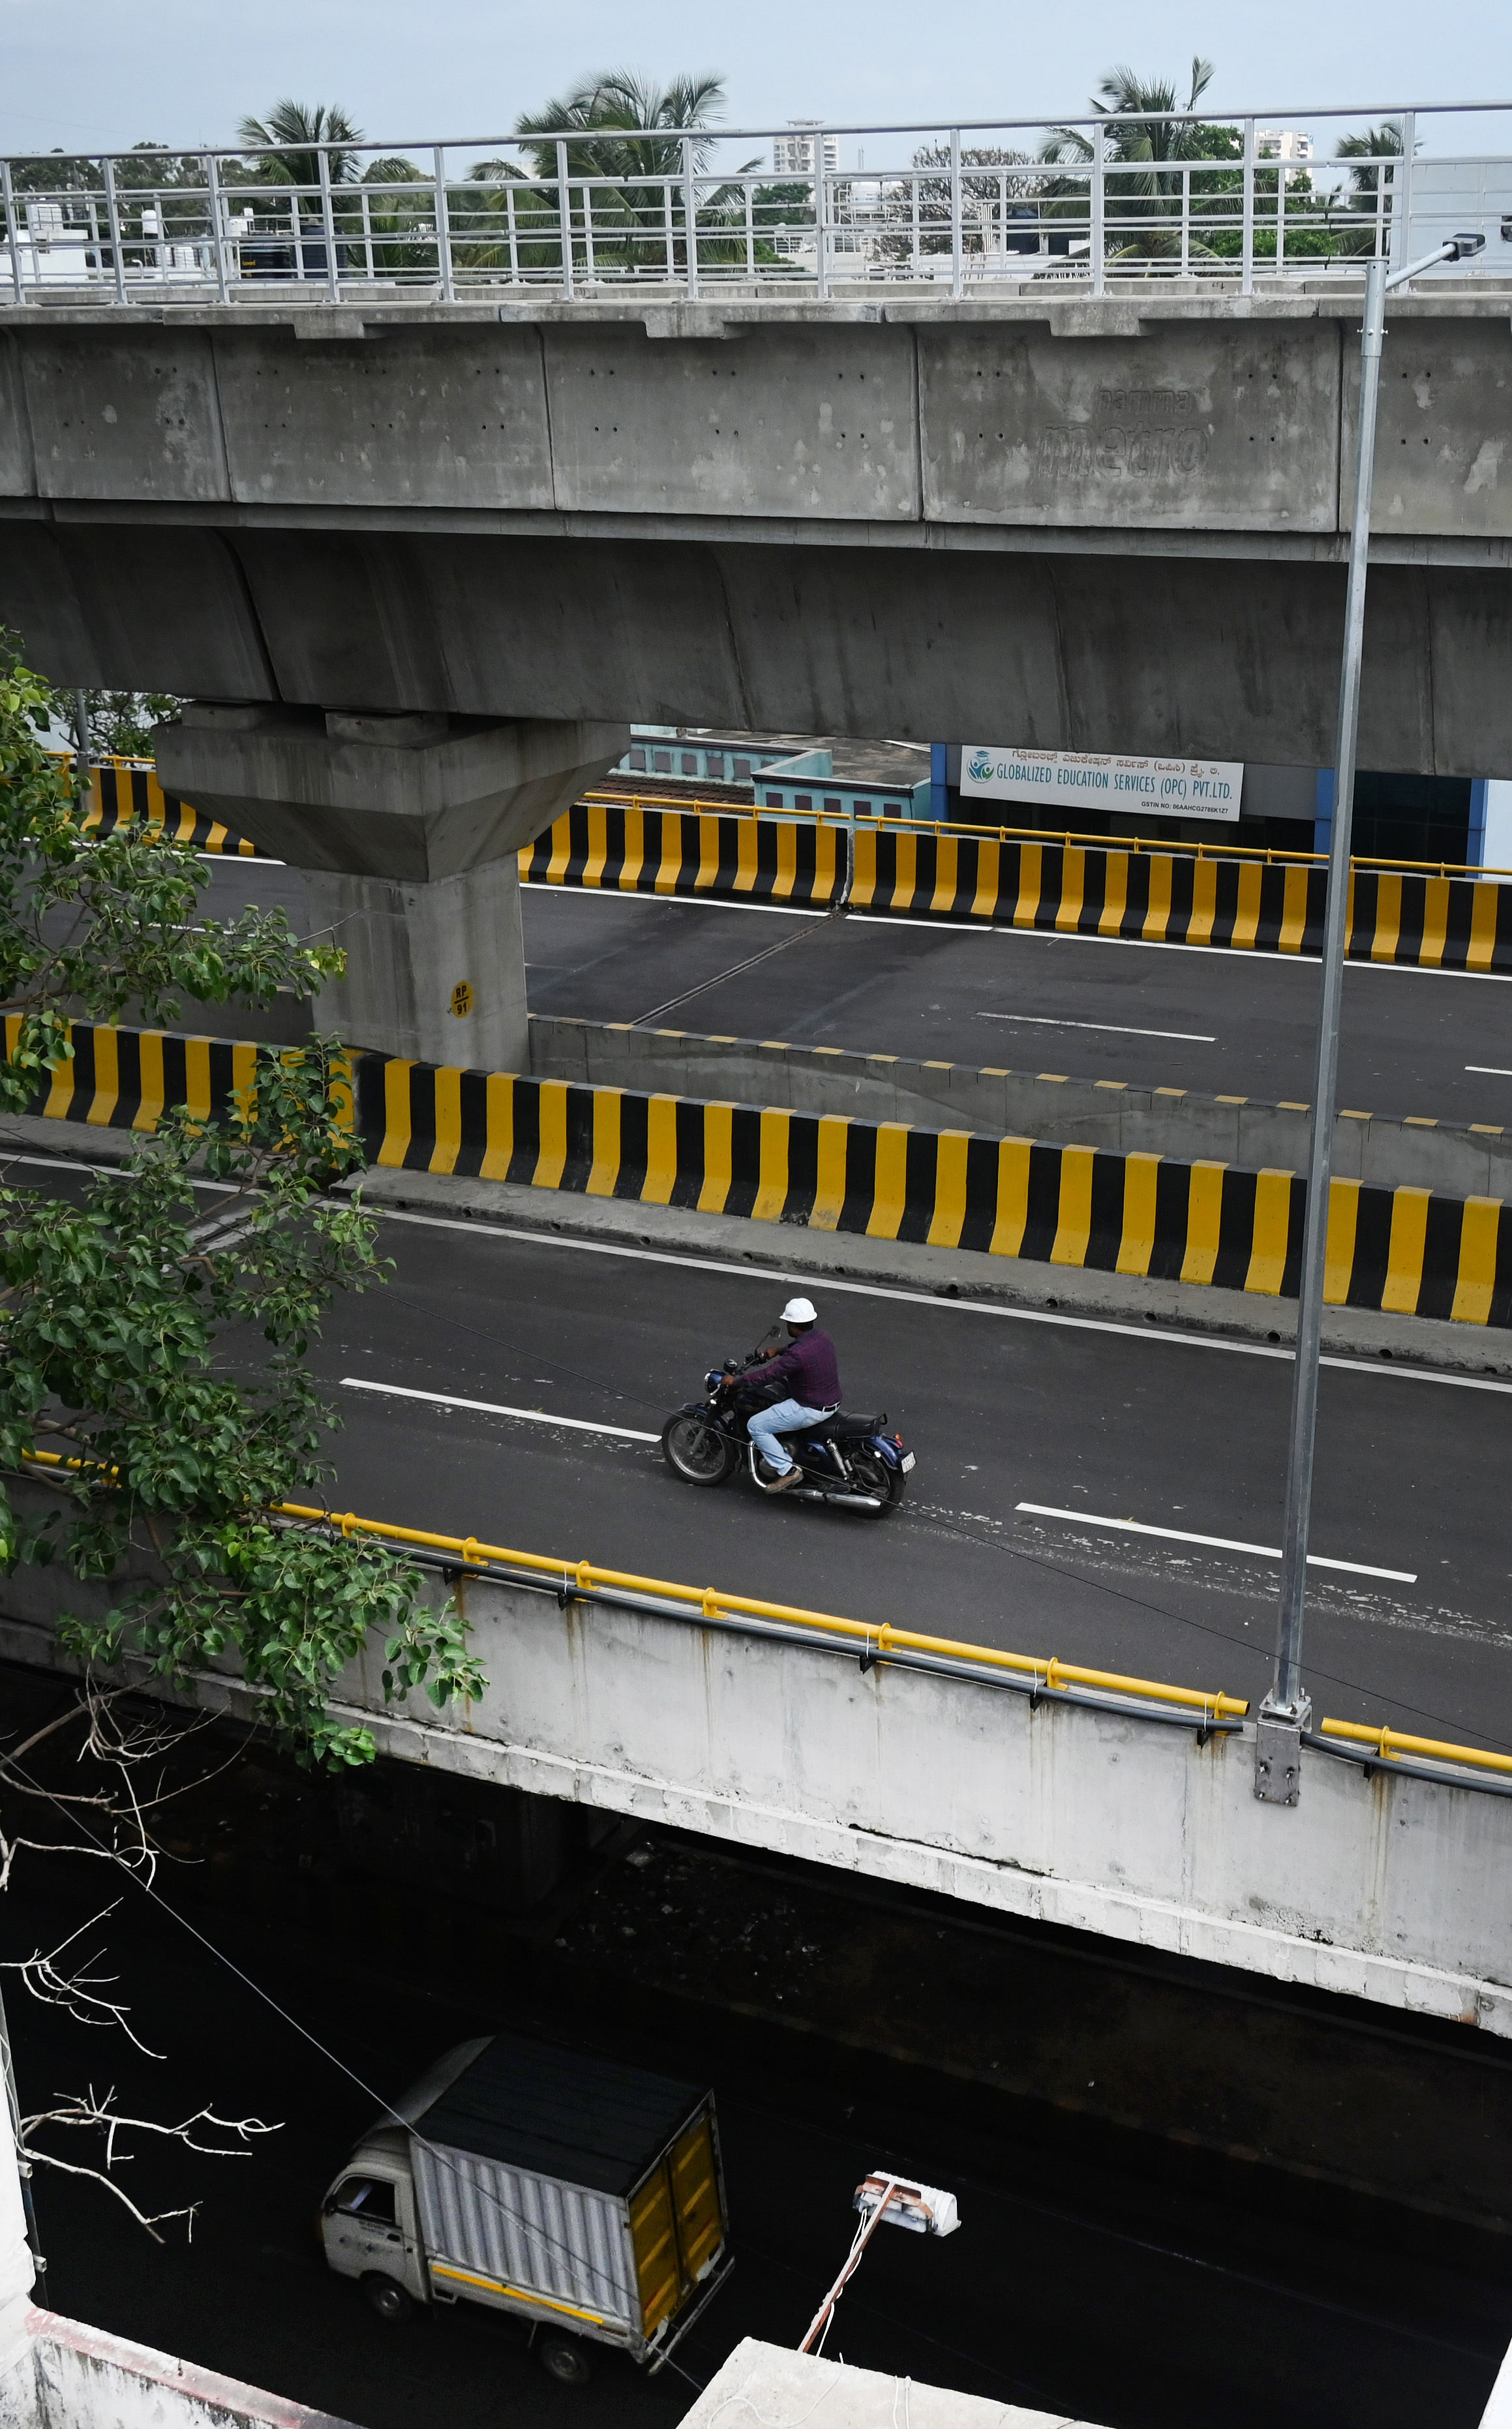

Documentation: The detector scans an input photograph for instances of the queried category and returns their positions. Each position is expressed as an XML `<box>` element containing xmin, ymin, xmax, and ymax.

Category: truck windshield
<box><xmin>332</xmin><ymin>2177</ymin><xmax>398</xmax><ymax>2224</ymax></box>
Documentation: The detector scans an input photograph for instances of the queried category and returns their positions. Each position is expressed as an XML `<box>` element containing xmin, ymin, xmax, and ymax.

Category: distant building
<box><xmin>772</xmin><ymin>121</ymin><xmax>841</xmax><ymax>178</ymax></box>
<box><xmin>1256</xmin><ymin>128</ymin><xmax>1313</xmax><ymax>161</ymax></box>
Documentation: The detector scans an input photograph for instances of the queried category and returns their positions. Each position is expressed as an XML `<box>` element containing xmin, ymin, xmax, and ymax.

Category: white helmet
<box><xmin>781</xmin><ymin>1297</ymin><xmax>817</xmax><ymax>1324</ymax></box>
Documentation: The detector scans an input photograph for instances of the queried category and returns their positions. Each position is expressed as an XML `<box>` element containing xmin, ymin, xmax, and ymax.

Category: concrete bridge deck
<box><xmin>5</xmin><ymin>287</ymin><xmax>1512</xmax><ymax>771</ymax></box>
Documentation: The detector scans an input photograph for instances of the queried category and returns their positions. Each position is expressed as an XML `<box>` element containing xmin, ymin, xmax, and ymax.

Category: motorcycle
<box><xmin>660</xmin><ymin>1331</ymin><xmax>914</xmax><ymax>1518</ymax></box>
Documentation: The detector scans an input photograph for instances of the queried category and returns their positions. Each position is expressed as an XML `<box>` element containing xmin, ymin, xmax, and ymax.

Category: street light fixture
<box><xmin>798</xmin><ymin>2171</ymin><xmax>960</xmax><ymax>2355</ymax></box>
<box><xmin>1256</xmin><ymin>230</ymin><xmax>1488</xmax><ymax>1807</ymax></box>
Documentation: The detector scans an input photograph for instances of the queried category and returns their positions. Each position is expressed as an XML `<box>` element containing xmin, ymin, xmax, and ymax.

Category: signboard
<box><xmin>960</xmin><ymin>745</ymin><xmax>1243</xmax><ymax>824</ymax></box>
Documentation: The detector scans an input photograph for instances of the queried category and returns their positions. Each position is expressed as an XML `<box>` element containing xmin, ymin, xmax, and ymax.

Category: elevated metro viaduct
<box><xmin>3</xmin><ymin>287</ymin><xmax>1511</xmax><ymax>1057</ymax></box>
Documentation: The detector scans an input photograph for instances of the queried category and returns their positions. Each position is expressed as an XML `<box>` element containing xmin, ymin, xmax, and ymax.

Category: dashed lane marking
<box><xmin>1015</xmin><ymin>1502</ymin><xmax>1417</xmax><ymax>1584</ymax></box>
<box><xmin>339</xmin><ymin>1376</ymin><xmax>659</xmax><ymax>1443</ymax></box>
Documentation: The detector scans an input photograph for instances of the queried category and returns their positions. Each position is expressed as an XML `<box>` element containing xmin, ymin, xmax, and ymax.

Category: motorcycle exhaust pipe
<box><xmin>787</xmin><ymin>1488</ymin><xmax>885</xmax><ymax>1510</ymax></box>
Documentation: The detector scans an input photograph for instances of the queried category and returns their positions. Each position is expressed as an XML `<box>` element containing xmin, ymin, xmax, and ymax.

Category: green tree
<box><xmin>514</xmin><ymin>69</ymin><xmax>729</xmax><ymax>181</ymax></box>
<box><xmin>27</xmin><ymin>665</ymin><xmax>181</xmax><ymax>763</ymax></box>
<box><xmin>1040</xmin><ymin>59</ymin><xmax>1241</xmax><ymax>262</ymax></box>
<box><xmin>505</xmin><ymin>70</ymin><xmax>758</xmax><ymax>276</ymax></box>
<box><xmin>235</xmin><ymin>100</ymin><xmax>364</xmax><ymax>189</ymax></box>
<box><xmin>0</xmin><ymin>642</ymin><xmax>482</xmax><ymax>1764</ymax></box>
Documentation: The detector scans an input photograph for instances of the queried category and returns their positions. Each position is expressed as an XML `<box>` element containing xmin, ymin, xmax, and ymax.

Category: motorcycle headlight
<box><xmin>704</xmin><ymin>1370</ymin><xmax>721</xmax><ymax>1390</ymax></box>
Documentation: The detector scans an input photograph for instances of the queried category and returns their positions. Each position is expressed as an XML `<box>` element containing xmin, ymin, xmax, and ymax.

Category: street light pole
<box><xmin>1256</xmin><ymin>234</ymin><xmax>1485</xmax><ymax>1807</ymax></box>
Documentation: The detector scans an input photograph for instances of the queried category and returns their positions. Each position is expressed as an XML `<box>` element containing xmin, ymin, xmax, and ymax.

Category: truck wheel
<box><xmin>361</xmin><ymin>2274</ymin><xmax>412</xmax><ymax>2324</ymax></box>
<box><xmin>537</xmin><ymin>2332</ymin><xmax>594</xmax><ymax>2387</ymax></box>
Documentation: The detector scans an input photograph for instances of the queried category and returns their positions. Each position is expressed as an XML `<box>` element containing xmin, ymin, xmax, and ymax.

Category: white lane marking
<box><xmin>0</xmin><ymin>1148</ymin><xmax>238</xmax><ymax>1190</ymax></box>
<box><xmin>1016</xmin><ymin>1501</ymin><xmax>1417</xmax><ymax>1583</ymax></box>
<box><xmin>1466</xmin><ymin>1065</ymin><xmax>1512</xmax><ymax>1076</ymax></box>
<box><xmin>339</xmin><ymin>1374</ymin><xmax>659</xmax><ymax>1443</ymax></box>
<box><xmin>359</xmin><ymin>1205</ymin><xmax>1512</xmax><ymax>1395</ymax></box>
<box><xmin>526</xmin><ymin>878</ymin><xmax>1512</xmax><ymax>978</ymax></box>
<box><xmin>978</xmin><ymin>1012</ymin><xmax>1215</xmax><ymax>1042</ymax></box>
<box><xmin>843</xmin><ymin>911</ymin><xmax>1512</xmax><ymax>979</ymax></box>
<box><xmin>524</xmin><ymin>882</ymin><xmax>824</xmax><ymax>924</ymax></box>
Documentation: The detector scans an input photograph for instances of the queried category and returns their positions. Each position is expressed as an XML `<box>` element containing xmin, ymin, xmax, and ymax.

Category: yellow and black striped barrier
<box><xmin>12</xmin><ymin>1023</ymin><xmax>1511</xmax><ymax>1327</ymax></box>
<box><xmin>61</xmin><ymin>755</ymin><xmax>262</xmax><ymax>856</ymax></box>
<box><xmin>4</xmin><ymin>1019</ymin><xmax>260</xmax><ymax>1130</ymax></box>
<box><xmin>521</xmin><ymin>800</ymin><xmax>1512</xmax><ymax>973</ymax></box>
<box><xmin>520</xmin><ymin>796</ymin><xmax>843</xmax><ymax>908</ymax></box>
<box><xmin>354</xmin><ymin>1049</ymin><xmax>1511</xmax><ymax>1327</ymax></box>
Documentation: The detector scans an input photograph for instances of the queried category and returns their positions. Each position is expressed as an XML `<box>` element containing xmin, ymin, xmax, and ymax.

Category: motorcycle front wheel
<box><xmin>661</xmin><ymin>1413</ymin><xmax>740</xmax><ymax>1486</ymax></box>
<box><xmin>846</xmin><ymin>1446</ymin><xmax>907</xmax><ymax>1518</ymax></box>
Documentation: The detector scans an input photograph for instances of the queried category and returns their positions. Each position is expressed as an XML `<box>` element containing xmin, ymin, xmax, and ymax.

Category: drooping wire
<box><xmin>0</xmin><ymin>1749</ymin><xmax>686</xmax><ymax>2321</ymax></box>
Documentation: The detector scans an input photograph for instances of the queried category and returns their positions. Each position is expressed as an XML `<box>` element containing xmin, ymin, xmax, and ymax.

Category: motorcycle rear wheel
<box><xmin>846</xmin><ymin>1447</ymin><xmax>907</xmax><ymax>1518</ymax></box>
<box><xmin>662</xmin><ymin>1413</ymin><xmax>739</xmax><ymax>1486</ymax></box>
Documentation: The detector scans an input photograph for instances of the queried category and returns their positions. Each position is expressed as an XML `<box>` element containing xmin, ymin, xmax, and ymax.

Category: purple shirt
<box><xmin>747</xmin><ymin>1327</ymin><xmax>841</xmax><ymax>1410</ymax></box>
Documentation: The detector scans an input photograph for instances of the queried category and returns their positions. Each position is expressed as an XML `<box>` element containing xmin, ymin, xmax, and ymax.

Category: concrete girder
<box><xmin>8</xmin><ymin>515</ymin><xmax>1512</xmax><ymax>775</ymax></box>
<box><xmin>4</xmin><ymin>296</ymin><xmax>1512</xmax><ymax>770</ymax></box>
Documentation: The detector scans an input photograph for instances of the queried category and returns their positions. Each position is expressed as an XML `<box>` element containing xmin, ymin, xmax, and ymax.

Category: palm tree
<box><xmin>1313</xmin><ymin>123</ymin><xmax>1406</xmax><ymax>260</ymax></box>
<box><xmin>235</xmin><ymin>100</ymin><xmax>364</xmax><ymax>189</ymax></box>
<box><xmin>506</xmin><ymin>70</ymin><xmax>756</xmax><ymax>277</ymax></box>
<box><xmin>515</xmin><ymin>70</ymin><xmax>729</xmax><ymax>183</ymax></box>
<box><xmin>1040</xmin><ymin>60</ymin><xmax>1237</xmax><ymax>262</ymax></box>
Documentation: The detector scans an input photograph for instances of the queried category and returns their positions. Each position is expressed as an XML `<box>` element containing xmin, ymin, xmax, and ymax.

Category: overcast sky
<box><xmin>4</xmin><ymin>0</ymin><xmax>1511</xmax><ymax>164</ymax></box>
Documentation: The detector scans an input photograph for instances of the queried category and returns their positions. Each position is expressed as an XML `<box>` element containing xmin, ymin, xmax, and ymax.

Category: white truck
<box><xmin>319</xmin><ymin>2030</ymin><xmax>733</xmax><ymax>2386</ymax></box>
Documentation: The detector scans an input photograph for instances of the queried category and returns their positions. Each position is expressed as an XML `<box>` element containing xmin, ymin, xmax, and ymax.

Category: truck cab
<box><xmin>319</xmin><ymin>2125</ymin><xmax>427</xmax><ymax>2318</ymax></box>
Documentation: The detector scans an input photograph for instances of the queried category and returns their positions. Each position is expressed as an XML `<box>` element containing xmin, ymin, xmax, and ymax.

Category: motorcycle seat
<box><xmin>819</xmin><ymin>1411</ymin><xmax>887</xmax><ymax>1438</ymax></box>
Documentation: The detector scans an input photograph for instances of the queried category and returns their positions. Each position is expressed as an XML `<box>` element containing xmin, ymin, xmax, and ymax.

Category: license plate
<box><xmin>900</xmin><ymin>1452</ymin><xmax>915</xmax><ymax>1472</ymax></box>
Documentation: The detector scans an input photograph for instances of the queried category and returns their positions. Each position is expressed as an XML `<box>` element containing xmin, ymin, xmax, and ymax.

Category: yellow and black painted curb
<box><xmin>521</xmin><ymin>802</ymin><xmax>1512</xmax><ymax>973</ymax></box>
<box><xmin>14</xmin><ymin>1023</ymin><xmax>1511</xmax><ymax>1326</ymax></box>
<box><xmin>521</xmin><ymin>798</ymin><xmax>843</xmax><ymax>909</ymax></box>
<box><xmin>75</xmin><ymin>758</ymin><xmax>262</xmax><ymax>857</ymax></box>
<box><xmin>8</xmin><ymin>1020</ymin><xmax>260</xmax><ymax>1131</ymax></box>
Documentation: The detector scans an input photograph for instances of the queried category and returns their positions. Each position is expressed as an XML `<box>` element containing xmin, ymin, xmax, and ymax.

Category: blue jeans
<box><xmin>748</xmin><ymin>1398</ymin><xmax>834</xmax><ymax>1477</ymax></box>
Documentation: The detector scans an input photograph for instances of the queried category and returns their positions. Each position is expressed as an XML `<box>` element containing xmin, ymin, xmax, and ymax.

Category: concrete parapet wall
<box><xmin>0</xmin><ymin>2310</ymin><xmax>361</xmax><ymax>2429</ymax></box>
<box><xmin>10</xmin><ymin>1019</ymin><xmax>1512</xmax><ymax>1328</ymax></box>
<box><xmin>529</xmin><ymin>1015</ymin><xmax>1512</xmax><ymax>1201</ymax></box>
<box><xmin>522</xmin><ymin>800</ymin><xmax>1512</xmax><ymax>972</ymax></box>
<box><xmin>5</xmin><ymin>1552</ymin><xmax>1507</xmax><ymax>2034</ymax></box>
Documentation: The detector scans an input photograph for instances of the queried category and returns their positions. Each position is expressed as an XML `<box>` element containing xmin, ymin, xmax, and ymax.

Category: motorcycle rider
<box><xmin>742</xmin><ymin>1297</ymin><xmax>841</xmax><ymax>1492</ymax></box>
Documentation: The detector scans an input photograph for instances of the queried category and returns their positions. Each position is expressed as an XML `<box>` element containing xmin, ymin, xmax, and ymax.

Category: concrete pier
<box><xmin>156</xmin><ymin>704</ymin><xmax>626</xmax><ymax>1066</ymax></box>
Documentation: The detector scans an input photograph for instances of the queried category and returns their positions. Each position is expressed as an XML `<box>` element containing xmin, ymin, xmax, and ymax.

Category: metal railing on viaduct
<box><xmin>3</xmin><ymin>99</ymin><xmax>1509</xmax><ymax>309</ymax></box>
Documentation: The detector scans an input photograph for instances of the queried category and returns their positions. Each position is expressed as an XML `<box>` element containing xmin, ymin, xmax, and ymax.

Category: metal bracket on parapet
<box><xmin>1254</xmin><ymin>1700</ymin><xmax>1310</xmax><ymax>1805</ymax></box>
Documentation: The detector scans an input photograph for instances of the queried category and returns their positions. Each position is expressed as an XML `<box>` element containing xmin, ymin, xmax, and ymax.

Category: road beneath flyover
<box><xmin>519</xmin><ymin>884</ymin><xmax>1512</xmax><ymax>1127</ymax></box>
<box><xmin>305</xmin><ymin>1201</ymin><xmax>1512</xmax><ymax>1759</ymax></box>
<box><xmin>199</xmin><ymin>858</ymin><xmax>1512</xmax><ymax>1128</ymax></box>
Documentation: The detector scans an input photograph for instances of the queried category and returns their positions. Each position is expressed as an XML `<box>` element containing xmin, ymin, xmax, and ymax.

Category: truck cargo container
<box><xmin>320</xmin><ymin>2030</ymin><xmax>733</xmax><ymax>2384</ymax></box>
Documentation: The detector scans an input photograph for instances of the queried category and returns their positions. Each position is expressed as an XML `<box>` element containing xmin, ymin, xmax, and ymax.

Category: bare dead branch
<box><xmin>1</xmin><ymin>1907</ymin><xmax>166</xmax><ymax>2055</ymax></box>
<box><xmin>19</xmin><ymin>2086</ymin><xmax>279</xmax><ymax>2239</ymax></box>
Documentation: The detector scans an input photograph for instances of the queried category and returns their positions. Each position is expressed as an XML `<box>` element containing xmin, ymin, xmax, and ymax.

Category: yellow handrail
<box><xmin>1319</xmin><ymin>1718</ymin><xmax>1512</xmax><ymax>1777</ymax></box>
<box><xmin>21</xmin><ymin>1454</ymin><xmax>1512</xmax><ymax>1777</ymax></box>
<box><xmin>275</xmin><ymin>1498</ymin><xmax>1247</xmax><ymax>1717</ymax></box>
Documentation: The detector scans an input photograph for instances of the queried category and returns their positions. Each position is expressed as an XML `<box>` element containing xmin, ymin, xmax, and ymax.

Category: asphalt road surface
<box><xmin>7</xmin><ymin>1837</ymin><xmax>1505</xmax><ymax>2429</ymax></box>
<box><xmin>8</xmin><ymin>1136</ymin><xmax>1509</xmax><ymax>1754</ymax></box>
<box><xmin>299</xmin><ymin>1207</ymin><xmax>1512</xmax><ymax>1757</ymax></box>
<box><xmin>200</xmin><ymin>860</ymin><xmax>1512</xmax><ymax>1124</ymax></box>
<box><xmin>521</xmin><ymin>886</ymin><xmax>1512</xmax><ymax>1126</ymax></box>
